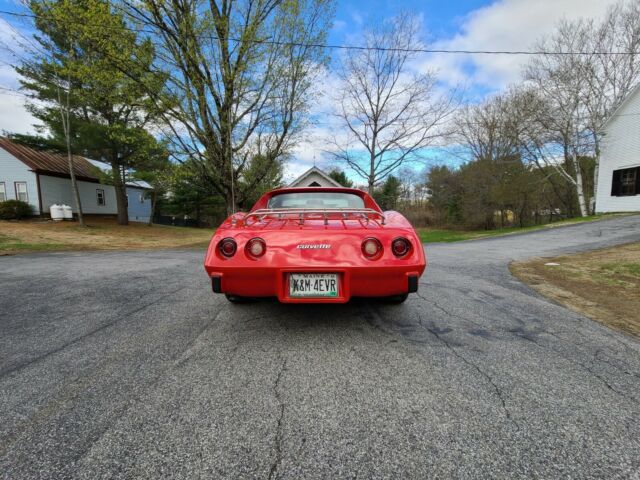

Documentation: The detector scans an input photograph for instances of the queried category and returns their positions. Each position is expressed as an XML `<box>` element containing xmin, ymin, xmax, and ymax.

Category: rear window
<box><xmin>267</xmin><ymin>192</ymin><xmax>365</xmax><ymax>209</ymax></box>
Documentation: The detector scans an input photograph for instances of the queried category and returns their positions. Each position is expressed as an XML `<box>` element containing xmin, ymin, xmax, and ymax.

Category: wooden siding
<box><xmin>40</xmin><ymin>175</ymin><xmax>151</xmax><ymax>222</ymax></box>
<box><xmin>126</xmin><ymin>186</ymin><xmax>152</xmax><ymax>223</ymax></box>
<box><xmin>0</xmin><ymin>147</ymin><xmax>40</xmax><ymax>214</ymax></box>
<box><xmin>39</xmin><ymin>175</ymin><xmax>117</xmax><ymax>215</ymax></box>
<box><xmin>596</xmin><ymin>87</ymin><xmax>640</xmax><ymax>212</ymax></box>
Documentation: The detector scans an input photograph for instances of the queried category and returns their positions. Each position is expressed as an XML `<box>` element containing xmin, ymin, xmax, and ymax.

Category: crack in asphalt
<box><xmin>365</xmin><ymin>298</ymin><xmax>521</xmax><ymax>431</ymax></box>
<box><xmin>421</xmin><ymin>317</ymin><xmax>521</xmax><ymax>431</ymax></box>
<box><xmin>416</xmin><ymin>287</ymin><xmax>640</xmax><ymax>404</ymax></box>
<box><xmin>0</xmin><ymin>285</ymin><xmax>188</xmax><ymax>379</ymax></box>
<box><xmin>268</xmin><ymin>358</ymin><xmax>287</xmax><ymax>480</ymax></box>
<box><xmin>0</xmin><ymin>304</ymin><xmax>225</xmax><ymax>463</ymax></box>
<box><xmin>72</xmin><ymin>307</ymin><xmax>228</xmax><ymax>466</ymax></box>
<box><xmin>414</xmin><ymin>291</ymin><xmax>485</xmax><ymax>329</ymax></box>
<box><xmin>594</xmin><ymin>349</ymin><xmax>640</xmax><ymax>380</ymax></box>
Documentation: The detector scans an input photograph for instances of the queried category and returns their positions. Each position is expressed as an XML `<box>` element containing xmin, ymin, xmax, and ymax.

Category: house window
<box><xmin>0</xmin><ymin>182</ymin><xmax>5</xmax><ymax>202</ymax></box>
<box><xmin>139</xmin><ymin>193</ymin><xmax>144</xmax><ymax>203</ymax></box>
<box><xmin>611</xmin><ymin>167</ymin><xmax>640</xmax><ymax>196</ymax></box>
<box><xmin>96</xmin><ymin>189</ymin><xmax>105</xmax><ymax>206</ymax></box>
<box><xmin>15</xmin><ymin>182</ymin><xmax>28</xmax><ymax>203</ymax></box>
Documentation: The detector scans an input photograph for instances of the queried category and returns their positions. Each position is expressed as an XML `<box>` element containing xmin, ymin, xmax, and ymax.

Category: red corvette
<box><xmin>204</xmin><ymin>187</ymin><xmax>426</xmax><ymax>303</ymax></box>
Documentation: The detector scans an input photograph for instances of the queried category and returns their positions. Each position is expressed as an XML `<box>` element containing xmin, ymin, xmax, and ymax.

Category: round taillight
<box><xmin>245</xmin><ymin>237</ymin><xmax>266</xmax><ymax>259</ymax></box>
<box><xmin>219</xmin><ymin>238</ymin><xmax>237</xmax><ymax>257</ymax></box>
<box><xmin>392</xmin><ymin>237</ymin><xmax>411</xmax><ymax>257</ymax></box>
<box><xmin>362</xmin><ymin>237</ymin><xmax>382</xmax><ymax>259</ymax></box>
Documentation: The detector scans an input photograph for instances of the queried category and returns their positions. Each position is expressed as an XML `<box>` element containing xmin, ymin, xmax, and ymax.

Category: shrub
<box><xmin>0</xmin><ymin>200</ymin><xmax>33</xmax><ymax>220</ymax></box>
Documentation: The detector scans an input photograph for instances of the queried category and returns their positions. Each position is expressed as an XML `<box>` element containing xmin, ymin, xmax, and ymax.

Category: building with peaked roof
<box><xmin>0</xmin><ymin>137</ymin><xmax>152</xmax><ymax>222</ymax></box>
<box><xmin>595</xmin><ymin>84</ymin><xmax>640</xmax><ymax>213</ymax></box>
<box><xmin>288</xmin><ymin>166</ymin><xmax>342</xmax><ymax>188</ymax></box>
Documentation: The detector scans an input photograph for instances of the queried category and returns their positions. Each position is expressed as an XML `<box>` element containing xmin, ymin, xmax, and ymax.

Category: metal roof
<box><xmin>87</xmin><ymin>159</ymin><xmax>152</xmax><ymax>189</ymax></box>
<box><xmin>0</xmin><ymin>137</ymin><xmax>100</xmax><ymax>181</ymax></box>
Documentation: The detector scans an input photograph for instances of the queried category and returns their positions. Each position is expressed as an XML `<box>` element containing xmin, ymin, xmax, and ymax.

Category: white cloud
<box><xmin>0</xmin><ymin>0</ymin><xmax>623</xmax><ymax>179</ymax></box>
<box><xmin>333</xmin><ymin>19</ymin><xmax>347</xmax><ymax>31</ymax></box>
<box><xmin>350</xmin><ymin>10</ymin><xmax>364</xmax><ymax>27</ymax></box>
<box><xmin>0</xmin><ymin>19</ymin><xmax>39</xmax><ymax>135</ymax></box>
<box><xmin>0</xmin><ymin>90</ymin><xmax>37</xmax><ymax>134</ymax></box>
<box><xmin>290</xmin><ymin>0</ymin><xmax>621</xmax><ymax>178</ymax></box>
<box><xmin>420</xmin><ymin>0</ymin><xmax>617</xmax><ymax>93</ymax></box>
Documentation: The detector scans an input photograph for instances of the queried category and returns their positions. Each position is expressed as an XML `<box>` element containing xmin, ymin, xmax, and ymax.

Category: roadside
<box><xmin>1</xmin><ymin>213</ymin><xmax>632</xmax><ymax>254</ymax></box>
<box><xmin>0</xmin><ymin>218</ymin><xmax>212</xmax><ymax>255</ymax></box>
<box><xmin>416</xmin><ymin>214</ymin><xmax>630</xmax><ymax>243</ymax></box>
<box><xmin>510</xmin><ymin>242</ymin><xmax>640</xmax><ymax>337</ymax></box>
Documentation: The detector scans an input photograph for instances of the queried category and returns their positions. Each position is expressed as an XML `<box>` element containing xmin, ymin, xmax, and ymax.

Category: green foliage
<box><xmin>156</xmin><ymin>161</ymin><xmax>228</xmax><ymax>226</ymax></box>
<box><xmin>128</xmin><ymin>0</ymin><xmax>334</xmax><ymax>213</ymax></box>
<box><xmin>374</xmin><ymin>176</ymin><xmax>402</xmax><ymax>210</ymax></box>
<box><xmin>238</xmin><ymin>154</ymin><xmax>284</xmax><ymax>208</ymax></box>
<box><xmin>327</xmin><ymin>169</ymin><xmax>353</xmax><ymax>188</ymax></box>
<box><xmin>425</xmin><ymin>165</ymin><xmax>462</xmax><ymax>224</ymax></box>
<box><xmin>132</xmin><ymin>155</ymin><xmax>174</xmax><ymax>198</ymax></box>
<box><xmin>17</xmin><ymin>0</ymin><xmax>169</xmax><ymax>223</ymax></box>
<box><xmin>0</xmin><ymin>200</ymin><xmax>34</xmax><ymax>220</ymax></box>
<box><xmin>6</xmin><ymin>134</ymin><xmax>66</xmax><ymax>152</ymax></box>
<box><xmin>426</xmin><ymin>156</ymin><xmax>588</xmax><ymax>230</ymax></box>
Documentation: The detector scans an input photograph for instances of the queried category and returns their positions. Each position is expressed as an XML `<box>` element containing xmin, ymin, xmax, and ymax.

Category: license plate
<box><xmin>289</xmin><ymin>273</ymin><xmax>339</xmax><ymax>297</ymax></box>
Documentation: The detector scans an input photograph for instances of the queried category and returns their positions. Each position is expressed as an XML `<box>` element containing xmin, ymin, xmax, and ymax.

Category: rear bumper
<box><xmin>209</xmin><ymin>266</ymin><xmax>423</xmax><ymax>303</ymax></box>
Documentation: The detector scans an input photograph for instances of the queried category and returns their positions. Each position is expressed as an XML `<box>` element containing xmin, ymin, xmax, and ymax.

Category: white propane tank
<box><xmin>62</xmin><ymin>204</ymin><xmax>73</xmax><ymax>220</ymax></box>
<box><xmin>50</xmin><ymin>204</ymin><xmax>64</xmax><ymax>221</ymax></box>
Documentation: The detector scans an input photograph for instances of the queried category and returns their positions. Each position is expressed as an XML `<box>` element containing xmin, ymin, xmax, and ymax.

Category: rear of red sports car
<box><xmin>203</xmin><ymin>187</ymin><xmax>426</xmax><ymax>303</ymax></box>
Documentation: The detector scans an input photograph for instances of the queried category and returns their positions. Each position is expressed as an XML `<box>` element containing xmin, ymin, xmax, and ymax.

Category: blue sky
<box><xmin>286</xmin><ymin>0</ymin><xmax>619</xmax><ymax>182</ymax></box>
<box><xmin>329</xmin><ymin>0</ymin><xmax>490</xmax><ymax>43</ymax></box>
<box><xmin>0</xmin><ymin>0</ymin><xmax>621</xmax><ymax>182</ymax></box>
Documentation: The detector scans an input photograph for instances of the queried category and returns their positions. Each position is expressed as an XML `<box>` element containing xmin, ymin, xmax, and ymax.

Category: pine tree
<box><xmin>17</xmin><ymin>0</ymin><xmax>168</xmax><ymax>225</ymax></box>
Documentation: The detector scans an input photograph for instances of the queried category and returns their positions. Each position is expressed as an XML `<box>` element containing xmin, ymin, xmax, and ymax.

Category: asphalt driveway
<box><xmin>1</xmin><ymin>215</ymin><xmax>640</xmax><ymax>479</ymax></box>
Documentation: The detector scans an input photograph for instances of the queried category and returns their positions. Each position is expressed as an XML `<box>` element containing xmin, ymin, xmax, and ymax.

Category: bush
<box><xmin>397</xmin><ymin>203</ymin><xmax>437</xmax><ymax>228</ymax></box>
<box><xmin>0</xmin><ymin>200</ymin><xmax>33</xmax><ymax>220</ymax></box>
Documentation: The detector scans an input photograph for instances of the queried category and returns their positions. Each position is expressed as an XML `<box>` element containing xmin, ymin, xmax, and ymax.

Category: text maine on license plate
<box><xmin>289</xmin><ymin>273</ymin><xmax>338</xmax><ymax>297</ymax></box>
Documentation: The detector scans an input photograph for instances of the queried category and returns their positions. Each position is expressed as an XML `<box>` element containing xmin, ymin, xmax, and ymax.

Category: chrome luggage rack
<box><xmin>242</xmin><ymin>208</ymin><xmax>386</xmax><ymax>225</ymax></box>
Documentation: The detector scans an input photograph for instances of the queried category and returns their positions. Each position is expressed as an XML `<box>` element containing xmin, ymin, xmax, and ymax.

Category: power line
<box><xmin>3</xmin><ymin>81</ymin><xmax>640</xmax><ymax>123</ymax></box>
<box><xmin>1</xmin><ymin>8</ymin><xmax>639</xmax><ymax>56</ymax></box>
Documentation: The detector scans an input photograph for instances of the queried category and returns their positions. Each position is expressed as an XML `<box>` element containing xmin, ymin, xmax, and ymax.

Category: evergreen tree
<box><xmin>327</xmin><ymin>169</ymin><xmax>353</xmax><ymax>188</ymax></box>
<box><xmin>17</xmin><ymin>0</ymin><xmax>168</xmax><ymax>225</ymax></box>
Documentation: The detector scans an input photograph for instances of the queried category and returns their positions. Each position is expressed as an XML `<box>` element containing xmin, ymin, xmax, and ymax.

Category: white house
<box><xmin>288</xmin><ymin>166</ymin><xmax>342</xmax><ymax>188</ymax></box>
<box><xmin>595</xmin><ymin>84</ymin><xmax>640</xmax><ymax>213</ymax></box>
<box><xmin>0</xmin><ymin>137</ymin><xmax>152</xmax><ymax>222</ymax></box>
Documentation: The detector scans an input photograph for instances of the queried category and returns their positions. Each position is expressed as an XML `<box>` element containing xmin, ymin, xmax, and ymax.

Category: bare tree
<box><xmin>523</xmin><ymin>1</ymin><xmax>640</xmax><ymax>215</ymax></box>
<box><xmin>523</xmin><ymin>21</ymin><xmax>595</xmax><ymax>216</ymax></box>
<box><xmin>56</xmin><ymin>65</ymin><xmax>85</xmax><ymax>227</ymax></box>
<box><xmin>580</xmin><ymin>0</ymin><xmax>640</xmax><ymax>206</ymax></box>
<box><xmin>122</xmin><ymin>0</ymin><xmax>333</xmax><ymax>214</ymax></box>
<box><xmin>329</xmin><ymin>13</ymin><xmax>456</xmax><ymax>195</ymax></box>
<box><xmin>455</xmin><ymin>87</ymin><xmax>529</xmax><ymax>164</ymax></box>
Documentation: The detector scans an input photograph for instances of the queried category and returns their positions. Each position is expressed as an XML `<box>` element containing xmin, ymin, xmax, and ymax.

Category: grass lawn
<box><xmin>510</xmin><ymin>242</ymin><xmax>640</xmax><ymax>337</ymax></box>
<box><xmin>1</xmin><ymin>213</ymin><xmax>633</xmax><ymax>254</ymax></box>
<box><xmin>0</xmin><ymin>217</ymin><xmax>213</xmax><ymax>255</ymax></box>
<box><xmin>416</xmin><ymin>214</ymin><xmax>616</xmax><ymax>243</ymax></box>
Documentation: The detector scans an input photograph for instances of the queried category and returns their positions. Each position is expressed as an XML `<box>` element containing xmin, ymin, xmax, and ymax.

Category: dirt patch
<box><xmin>510</xmin><ymin>242</ymin><xmax>640</xmax><ymax>337</ymax></box>
<box><xmin>0</xmin><ymin>217</ymin><xmax>213</xmax><ymax>254</ymax></box>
